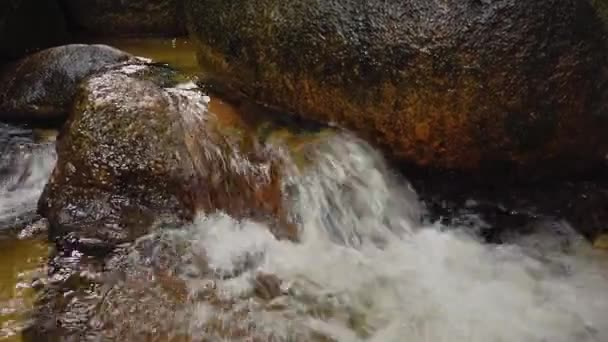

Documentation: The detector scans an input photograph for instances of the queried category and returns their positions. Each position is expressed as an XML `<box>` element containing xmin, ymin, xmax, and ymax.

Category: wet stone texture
<box><xmin>23</xmin><ymin>67</ymin><xmax>342</xmax><ymax>340</ymax></box>
<box><xmin>0</xmin><ymin>44</ymin><xmax>133</xmax><ymax>123</ymax></box>
<box><xmin>37</xmin><ymin>62</ymin><xmax>297</xmax><ymax>252</ymax></box>
<box><xmin>407</xmin><ymin>167</ymin><xmax>608</xmax><ymax>248</ymax></box>
<box><xmin>61</xmin><ymin>0</ymin><xmax>186</xmax><ymax>37</ymax></box>
<box><xmin>38</xmin><ymin>65</ymin><xmax>197</xmax><ymax>251</ymax></box>
<box><xmin>22</xmin><ymin>232</ymin><xmax>294</xmax><ymax>342</ymax></box>
<box><xmin>186</xmin><ymin>0</ymin><xmax>608</xmax><ymax>180</ymax></box>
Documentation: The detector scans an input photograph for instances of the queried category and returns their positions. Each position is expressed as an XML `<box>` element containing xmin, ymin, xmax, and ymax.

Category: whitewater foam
<box><xmin>0</xmin><ymin>142</ymin><xmax>56</xmax><ymax>225</ymax></box>
<box><xmin>144</xmin><ymin>133</ymin><xmax>608</xmax><ymax>342</ymax></box>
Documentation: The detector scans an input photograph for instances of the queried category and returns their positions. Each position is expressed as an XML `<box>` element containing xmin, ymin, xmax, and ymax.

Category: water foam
<box><xmin>150</xmin><ymin>133</ymin><xmax>608</xmax><ymax>342</ymax></box>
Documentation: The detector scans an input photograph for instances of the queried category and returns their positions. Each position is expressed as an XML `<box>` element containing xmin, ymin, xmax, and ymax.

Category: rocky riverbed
<box><xmin>1</xmin><ymin>1</ymin><xmax>608</xmax><ymax>341</ymax></box>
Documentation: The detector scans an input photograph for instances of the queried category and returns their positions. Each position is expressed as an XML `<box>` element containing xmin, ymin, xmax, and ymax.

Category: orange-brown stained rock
<box><xmin>39</xmin><ymin>63</ymin><xmax>300</xmax><ymax>247</ymax></box>
<box><xmin>186</xmin><ymin>0</ymin><xmax>608</xmax><ymax>178</ymax></box>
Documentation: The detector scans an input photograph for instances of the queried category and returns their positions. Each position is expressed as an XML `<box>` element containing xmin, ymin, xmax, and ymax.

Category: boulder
<box><xmin>186</xmin><ymin>0</ymin><xmax>608</xmax><ymax>178</ymax></box>
<box><xmin>61</xmin><ymin>0</ymin><xmax>186</xmax><ymax>37</ymax></box>
<box><xmin>37</xmin><ymin>63</ymin><xmax>293</xmax><ymax>250</ymax></box>
<box><xmin>0</xmin><ymin>0</ymin><xmax>69</xmax><ymax>62</ymax></box>
<box><xmin>0</xmin><ymin>44</ymin><xmax>133</xmax><ymax>123</ymax></box>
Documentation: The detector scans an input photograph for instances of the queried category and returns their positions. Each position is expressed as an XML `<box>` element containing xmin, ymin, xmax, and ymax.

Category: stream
<box><xmin>1</xmin><ymin>39</ymin><xmax>608</xmax><ymax>341</ymax></box>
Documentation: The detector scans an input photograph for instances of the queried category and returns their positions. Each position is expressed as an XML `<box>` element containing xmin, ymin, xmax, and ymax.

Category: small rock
<box><xmin>253</xmin><ymin>273</ymin><xmax>283</xmax><ymax>301</ymax></box>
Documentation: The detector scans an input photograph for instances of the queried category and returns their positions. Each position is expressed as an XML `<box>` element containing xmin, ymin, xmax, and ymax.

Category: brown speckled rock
<box><xmin>38</xmin><ymin>63</ymin><xmax>292</xmax><ymax>249</ymax></box>
<box><xmin>186</xmin><ymin>0</ymin><xmax>608</xmax><ymax>179</ymax></box>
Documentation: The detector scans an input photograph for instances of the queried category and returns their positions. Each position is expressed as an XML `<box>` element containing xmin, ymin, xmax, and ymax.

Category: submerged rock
<box><xmin>37</xmin><ymin>63</ymin><xmax>294</xmax><ymax>250</ymax></box>
<box><xmin>61</xmin><ymin>0</ymin><xmax>186</xmax><ymax>37</ymax></box>
<box><xmin>0</xmin><ymin>44</ymin><xmax>133</xmax><ymax>123</ymax></box>
<box><xmin>0</xmin><ymin>0</ymin><xmax>69</xmax><ymax>62</ymax></box>
<box><xmin>186</xmin><ymin>0</ymin><xmax>608</xmax><ymax>179</ymax></box>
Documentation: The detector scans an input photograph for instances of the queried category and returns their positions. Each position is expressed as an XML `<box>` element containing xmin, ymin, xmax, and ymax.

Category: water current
<box><xmin>1</xmin><ymin>39</ymin><xmax>607</xmax><ymax>342</ymax></box>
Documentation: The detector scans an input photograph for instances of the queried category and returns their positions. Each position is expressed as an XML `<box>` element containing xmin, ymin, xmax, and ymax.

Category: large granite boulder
<box><xmin>61</xmin><ymin>0</ymin><xmax>186</xmax><ymax>37</ymax></box>
<box><xmin>186</xmin><ymin>0</ymin><xmax>608</xmax><ymax>179</ymax></box>
<box><xmin>0</xmin><ymin>0</ymin><xmax>69</xmax><ymax>62</ymax></box>
<box><xmin>0</xmin><ymin>44</ymin><xmax>133</xmax><ymax>123</ymax></box>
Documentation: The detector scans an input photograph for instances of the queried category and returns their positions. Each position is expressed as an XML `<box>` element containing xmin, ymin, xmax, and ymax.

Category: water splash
<box><xmin>117</xmin><ymin>132</ymin><xmax>608</xmax><ymax>341</ymax></box>
<box><xmin>0</xmin><ymin>125</ymin><xmax>56</xmax><ymax>226</ymax></box>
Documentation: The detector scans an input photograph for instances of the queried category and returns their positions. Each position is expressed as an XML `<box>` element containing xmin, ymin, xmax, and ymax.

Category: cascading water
<box><xmin>0</xmin><ymin>124</ymin><xmax>54</xmax><ymax>341</ymax></box>
<box><xmin>108</xmin><ymin>129</ymin><xmax>608</xmax><ymax>342</ymax></box>
<box><xmin>0</xmin><ymin>54</ymin><xmax>606</xmax><ymax>340</ymax></box>
<box><xmin>0</xmin><ymin>123</ymin><xmax>56</xmax><ymax>226</ymax></box>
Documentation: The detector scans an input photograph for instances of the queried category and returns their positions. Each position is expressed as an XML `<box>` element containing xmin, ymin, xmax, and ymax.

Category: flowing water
<box><xmin>108</xmin><ymin>132</ymin><xmax>608</xmax><ymax>342</ymax></box>
<box><xmin>0</xmin><ymin>123</ymin><xmax>55</xmax><ymax>341</ymax></box>
<box><xmin>1</xmin><ymin>39</ymin><xmax>608</xmax><ymax>342</ymax></box>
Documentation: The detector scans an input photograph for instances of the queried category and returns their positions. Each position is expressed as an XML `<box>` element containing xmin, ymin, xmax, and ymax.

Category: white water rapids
<box><xmin>2</xmin><ymin>123</ymin><xmax>608</xmax><ymax>341</ymax></box>
<box><xmin>0</xmin><ymin>125</ymin><xmax>55</xmax><ymax>225</ymax></box>
<box><xmin>135</xmin><ymin>133</ymin><xmax>608</xmax><ymax>342</ymax></box>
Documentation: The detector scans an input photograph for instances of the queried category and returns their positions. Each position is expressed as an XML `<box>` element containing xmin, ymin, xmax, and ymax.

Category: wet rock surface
<box><xmin>0</xmin><ymin>44</ymin><xmax>133</xmax><ymax>124</ymax></box>
<box><xmin>0</xmin><ymin>0</ymin><xmax>69</xmax><ymax>62</ymax></box>
<box><xmin>23</xmin><ymin>231</ymin><xmax>283</xmax><ymax>341</ymax></box>
<box><xmin>21</xmin><ymin>91</ymin><xmax>344</xmax><ymax>341</ymax></box>
<box><xmin>23</xmin><ymin>135</ymin><xmax>608</xmax><ymax>342</ymax></box>
<box><xmin>37</xmin><ymin>64</ymin><xmax>202</xmax><ymax>250</ymax></box>
<box><xmin>37</xmin><ymin>62</ymin><xmax>298</xmax><ymax>251</ymax></box>
<box><xmin>61</xmin><ymin>0</ymin><xmax>186</xmax><ymax>37</ymax></box>
<box><xmin>1</xmin><ymin>33</ymin><xmax>605</xmax><ymax>340</ymax></box>
<box><xmin>408</xmin><ymin>168</ymin><xmax>608</xmax><ymax>248</ymax></box>
<box><xmin>186</xmin><ymin>0</ymin><xmax>608</xmax><ymax>179</ymax></box>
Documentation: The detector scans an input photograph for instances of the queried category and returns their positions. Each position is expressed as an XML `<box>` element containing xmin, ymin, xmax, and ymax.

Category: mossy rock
<box><xmin>61</xmin><ymin>0</ymin><xmax>186</xmax><ymax>37</ymax></box>
<box><xmin>0</xmin><ymin>0</ymin><xmax>69</xmax><ymax>62</ymax></box>
<box><xmin>186</xmin><ymin>0</ymin><xmax>608</xmax><ymax>179</ymax></box>
<box><xmin>0</xmin><ymin>44</ymin><xmax>133</xmax><ymax>124</ymax></box>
